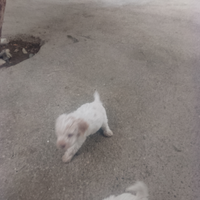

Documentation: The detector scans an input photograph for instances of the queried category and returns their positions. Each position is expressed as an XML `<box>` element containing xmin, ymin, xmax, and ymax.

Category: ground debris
<box><xmin>0</xmin><ymin>49</ymin><xmax>12</xmax><ymax>61</ymax></box>
<box><xmin>0</xmin><ymin>38</ymin><xmax>41</xmax><ymax>68</ymax></box>
<box><xmin>22</xmin><ymin>48</ymin><xmax>28</xmax><ymax>54</ymax></box>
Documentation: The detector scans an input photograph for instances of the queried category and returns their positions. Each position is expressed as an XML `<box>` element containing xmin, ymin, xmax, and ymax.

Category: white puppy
<box><xmin>55</xmin><ymin>91</ymin><xmax>113</xmax><ymax>162</ymax></box>
<box><xmin>103</xmin><ymin>181</ymin><xmax>148</xmax><ymax>200</ymax></box>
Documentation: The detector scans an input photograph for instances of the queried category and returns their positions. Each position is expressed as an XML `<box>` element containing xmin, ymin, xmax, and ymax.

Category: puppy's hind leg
<box><xmin>102</xmin><ymin>114</ymin><xmax>113</xmax><ymax>137</ymax></box>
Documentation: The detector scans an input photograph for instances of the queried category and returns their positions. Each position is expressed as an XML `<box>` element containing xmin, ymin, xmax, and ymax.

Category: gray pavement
<box><xmin>0</xmin><ymin>0</ymin><xmax>200</xmax><ymax>199</ymax></box>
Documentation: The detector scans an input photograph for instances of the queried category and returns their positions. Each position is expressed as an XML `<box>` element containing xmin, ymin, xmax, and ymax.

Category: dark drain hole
<box><xmin>0</xmin><ymin>36</ymin><xmax>43</xmax><ymax>68</ymax></box>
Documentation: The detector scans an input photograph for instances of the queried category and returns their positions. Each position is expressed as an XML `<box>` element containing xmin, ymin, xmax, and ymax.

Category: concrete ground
<box><xmin>0</xmin><ymin>0</ymin><xmax>200</xmax><ymax>199</ymax></box>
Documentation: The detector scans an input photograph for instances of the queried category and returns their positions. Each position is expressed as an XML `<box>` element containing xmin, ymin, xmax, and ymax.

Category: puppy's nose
<box><xmin>57</xmin><ymin>140</ymin><xmax>67</xmax><ymax>149</ymax></box>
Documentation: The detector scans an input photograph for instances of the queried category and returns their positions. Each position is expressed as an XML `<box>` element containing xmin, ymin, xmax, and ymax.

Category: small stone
<box><xmin>22</xmin><ymin>48</ymin><xmax>28</xmax><ymax>54</ymax></box>
<box><xmin>0</xmin><ymin>49</ymin><xmax>12</xmax><ymax>60</ymax></box>
<box><xmin>0</xmin><ymin>38</ymin><xmax>9</xmax><ymax>44</ymax></box>
<box><xmin>47</xmin><ymin>140</ymin><xmax>49</xmax><ymax>143</ymax></box>
<box><xmin>5</xmin><ymin>49</ymin><xmax>12</xmax><ymax>58</ymax></box>
<box><xmin>29</xmin><ymin>54</ymin><xmax>34</xmax><ymax>58</ymax></box>
<box><xmin>0</xmin><ymin>59</ymin><xmax>6</xmax><ymax>65</ymax></box>
<box><xmin>14</xmin><ymin>49</ymin><xmax>19</xmax><ymax>52</ymax></box>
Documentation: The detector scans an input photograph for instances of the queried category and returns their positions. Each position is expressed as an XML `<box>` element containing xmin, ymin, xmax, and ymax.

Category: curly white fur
<box><xmin>55</xmin><ymin>91</ymin><xmax>113</xmax><ymax>163</ymax></box>
<box><xmin>103</xmin><ymin>181</ymin><xmax>148</xmax><ymax>200</ymax></box>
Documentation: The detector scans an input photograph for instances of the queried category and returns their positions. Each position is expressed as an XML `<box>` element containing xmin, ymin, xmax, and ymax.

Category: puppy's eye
<box><xmin>68</xmin><ymin>134</ymin><xmax>73</xmax><ymax>138</ymax></box>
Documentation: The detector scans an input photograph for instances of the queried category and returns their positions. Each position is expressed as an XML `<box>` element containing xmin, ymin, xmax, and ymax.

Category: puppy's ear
<box><xmin>78</xmin><ymin>119</ymin><xmax>89</xmax><ymax>136</ymax></box>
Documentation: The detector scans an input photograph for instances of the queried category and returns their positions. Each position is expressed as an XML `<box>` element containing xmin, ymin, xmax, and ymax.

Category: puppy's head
<box><xmin>55</xmin><ymin>114</ymin><xmax>89</xmax><ymax>150</ymax></box>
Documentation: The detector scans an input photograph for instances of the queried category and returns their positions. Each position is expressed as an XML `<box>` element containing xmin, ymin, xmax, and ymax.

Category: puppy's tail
<box><xmin>93</xmin><ymin>90</ymin><xmax>101</xmax><ymax>102</ymax></box>
<box><xmin>125</xmin><ymin>181</ymin><xmax>148</xmax><ymax>200</ymax></box>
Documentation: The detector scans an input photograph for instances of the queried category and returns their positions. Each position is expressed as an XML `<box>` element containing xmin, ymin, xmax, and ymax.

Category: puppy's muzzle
<box><xmin>57</xmin><ymin>140</ymin><xmax>69</xmax><ymax>150</ymax></box>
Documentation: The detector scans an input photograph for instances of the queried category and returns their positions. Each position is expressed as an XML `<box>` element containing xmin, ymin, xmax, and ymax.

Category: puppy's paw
<box><xmin>62</xmin><ymin>153</ymin><xmax>73</xmax><ymax>163</ymax></box>
<box><xmin>103</xmin><ymin>130</ymin><xmax>113</xmax><ymax>137</ymax></box>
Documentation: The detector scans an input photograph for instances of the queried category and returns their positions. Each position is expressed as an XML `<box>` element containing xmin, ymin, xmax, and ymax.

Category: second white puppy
<box><xmin>103</xmin><ymin>181</ymin><xmax>148</xmax><ymax>200</ymax></box>
<box><xmin>55</xmin><ymin>91</ymin><xmax>113</xmax><ymax>163</ymax></box>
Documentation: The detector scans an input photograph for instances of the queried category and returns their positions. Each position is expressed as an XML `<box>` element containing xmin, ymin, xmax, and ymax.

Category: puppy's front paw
<box><xmin>103</xmin><ymin>130</ymin><xmax>113</xmax><ymax>137</ymax></box>
<box><xmin>62</xmin><ymin>153</ymin><xmax>73</xmax><ymax>163</ymax></box>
